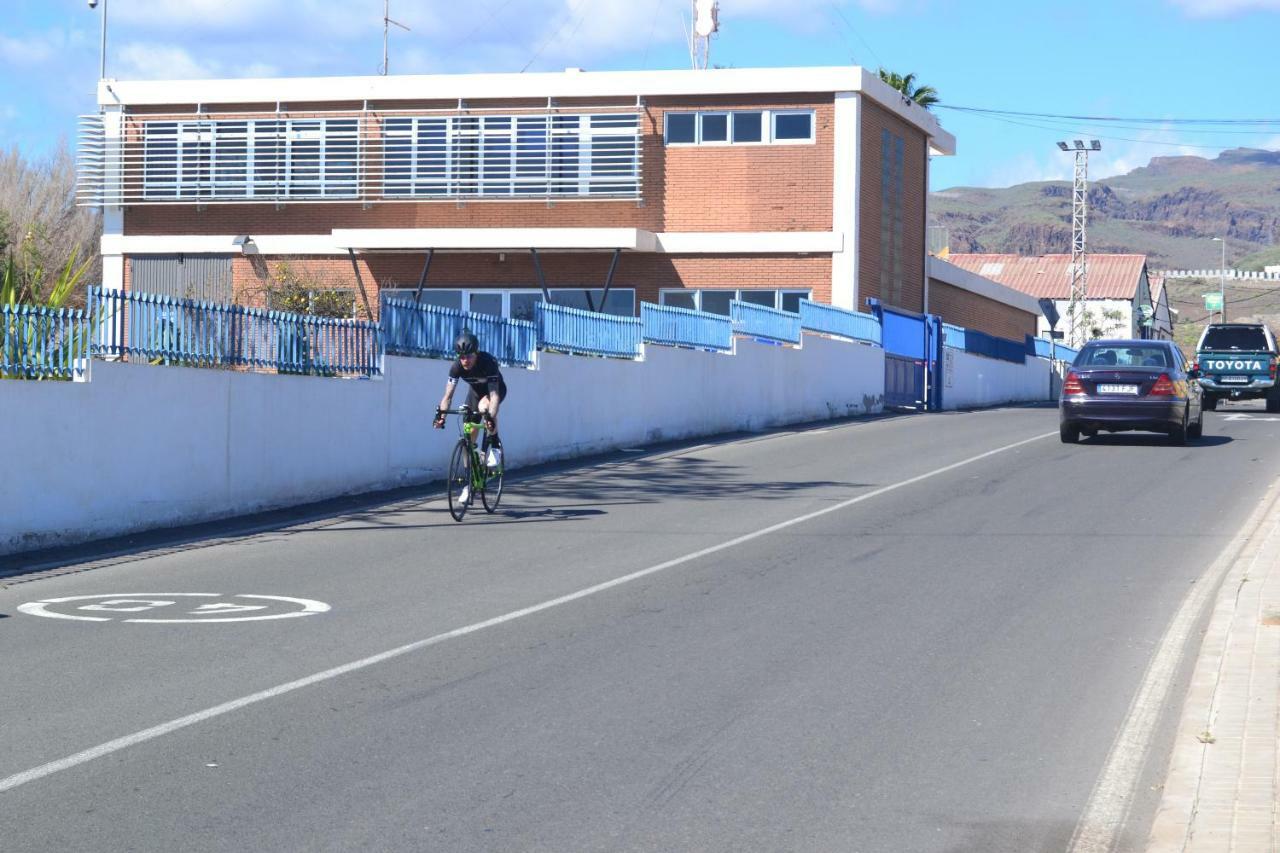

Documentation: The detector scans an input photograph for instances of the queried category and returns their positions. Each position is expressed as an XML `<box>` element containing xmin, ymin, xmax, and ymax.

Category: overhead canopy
<box><xmin>330</xmin><ymin>227</ymin><xmax>658</xmax><ymax>253</ymax></box>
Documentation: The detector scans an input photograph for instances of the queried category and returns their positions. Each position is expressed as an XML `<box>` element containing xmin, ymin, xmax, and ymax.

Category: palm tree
<box><xmin>877</xmin><ymin>68</ymin><xmax>940</xmax><ymax>110</ymax></box>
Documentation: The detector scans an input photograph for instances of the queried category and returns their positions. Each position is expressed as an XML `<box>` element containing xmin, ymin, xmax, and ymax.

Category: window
<box><xmin>700</xmin><ymin>113</ymin><xmax>729</xmax><ymax>143</ymax></box>
<box><xmin>663</xmin><ymin>110</ymin><xmax>815</xmax><ymax>147</ymax></box>
<box><xmin>880</xmin><ymin>129</ymin><xmax>905</xmax><ymax>305</ymax></box>
<box><xmin>380</xmin><ymin>288</ymin><xmax>636</xmax><ymax>320</ymax></box>
<box><xmin>382</xmin><ymin>112</ymin><xmax>638</xmax><ymax>198</ymax></box>
<box><xmin>665</xmin><ymin>113</ymin><xmax>696</xmax><ymax>144</ymax></box>
<box><xmin>660</xmin><ymin>289</ymin><xmax>811</xmax><ymax>314</ymax></box>
<box><xmin>1200</xmin><ymin>326</ymin><xmax>1272</xmax><ymax>351</ymax></box>
<box><xmin>732</xmin><ymin>111</ymin><xmax>763</xmax><ymax>143</ymax></box>
<box><xmin>140</xmin><ymin>117</ymin><xmax>358</xmax><ymax>201</ymax></box>
<box><xmin>660</xmin><ymin>291</ymin><xmax>696</xmax><ymax>311</ymax></box>
<box><xmin>772</xmin><ymin>111</ymin><xmax>814</xmax><ymax>142</ymax></box>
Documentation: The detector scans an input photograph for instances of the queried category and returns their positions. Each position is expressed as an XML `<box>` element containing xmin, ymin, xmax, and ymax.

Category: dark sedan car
<box><xmin>1060</xmin><ymin>339</ymin><xmax>1204</xmax><ymax>444</ymax></box>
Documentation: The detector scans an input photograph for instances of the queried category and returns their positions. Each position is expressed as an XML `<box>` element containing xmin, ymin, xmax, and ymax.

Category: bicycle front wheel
<box><xmin>446</xmin><ymin>440</ymin><xmax>471</xmax><ymax>522</ymax></box>
<box><xmin>481</xmin><ymin>450</ymin><xmax>504</xmax><ymax>514</ymax></box>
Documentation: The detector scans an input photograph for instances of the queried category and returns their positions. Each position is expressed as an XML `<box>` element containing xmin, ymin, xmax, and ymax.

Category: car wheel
<box><xmin>1060</xmin><ymin>423</ymin><xmax>1080</xmax><ymax>444</ymax></box>
<box><xmin>1267</xmin><ymin>390</ymin><xmax>1280</xmax><ymax>413</ymax></box>
<box><xmin>1168</xmin><ymin>415</ymin><xmax>1188</xmax><ymax>446</ymax></box>
<box><xmin>1203</xmin><ymin>394</ymin><xmax>1218</xmax><ymax>411</ymax></box>
<box><xmin>1188</xmin><ymin>409</ymin><xmax>1204</xmax><ymax>440</ymax></box>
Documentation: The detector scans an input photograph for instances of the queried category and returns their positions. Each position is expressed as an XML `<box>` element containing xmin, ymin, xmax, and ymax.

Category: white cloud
<box><xmin>114</xmin><ymin>42</ymin><xmax>218</xmax><ymax>80</ymax></box>
<box><xmin>977</xmin><ymin>153</ymin><xmax>1065</xmax><ymax>188</ymax></box>
<box><xmin>92</xmin><ymin>0</ymin><xmax>902</xmax><ymax>78</ymax></box>
<box><xmin>1166</xmin><ymin>0</ymin><xmax>1280</xmax><ymax>15</ymax></box>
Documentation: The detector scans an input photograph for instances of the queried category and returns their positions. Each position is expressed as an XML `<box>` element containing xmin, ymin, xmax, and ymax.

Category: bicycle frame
<box><xmin>441</xmin><ymin>405</ymin><xmax>496</xmax><ymax>491</ymax></box>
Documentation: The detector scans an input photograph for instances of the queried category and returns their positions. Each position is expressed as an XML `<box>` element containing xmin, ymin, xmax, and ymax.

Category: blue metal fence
<box><xmin>1055</xmin><ymin>342</ymin><xmax>1079</xmax><ymax>362</ymax></box>
<box><xmin>1</xmin><ymin>304</ymin><xmax>91</xmax><ymax>379</ymax></box>
<box><xmin>536</xmin><ymin>301</ymin><xmax>642</xmax><ymax>359</ymax></box>
<box><xmin>730</xmin><ymin>300</ymin><xmax>802</xmax><ymax>345</ymax></box>
<box><xmin>641</xmin><ymin>302</ymin><xmax>733</xmax><ymax>352</ymax></box>
<box><xmin>90</xmin><ymin>287</ymin><xmax>381</xmax><ymax>377</ymax></box>
<box><xmin>941</xmin><ymin>321</ymin><xmax>1027</xmax><ymax>364</ymax></box>
<box><xmin>799</xmin><ymin>299</ymin><xmax>881</xmax><ymax>345</ymax></box>
<box><xmin>382</xmin><ymin>299</ymin><xmax>536</xmax><ymax>367</ymax></box>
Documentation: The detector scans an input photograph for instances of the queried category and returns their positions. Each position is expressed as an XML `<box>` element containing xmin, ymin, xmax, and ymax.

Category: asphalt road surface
<box><xmin>5</xmin><ymin>401</ymin><xmax>1280</xmax><ymax>853</ymax></box>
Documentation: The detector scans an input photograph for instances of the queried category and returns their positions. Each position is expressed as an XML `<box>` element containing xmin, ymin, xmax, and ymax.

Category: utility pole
<box><xmin>380</xmin><ymin>0</ymin><xmax>410</xmax><ymax>76</ymax></box>
<box><xmin>1057</xmin><ymin>140</ymin><xmax>1100</xmax><ymax>349</ymax></box>
<box><xmin>1213</xmin><ymin>236</ymin><xmax>1227</xmax><ymax>323</ymax></box>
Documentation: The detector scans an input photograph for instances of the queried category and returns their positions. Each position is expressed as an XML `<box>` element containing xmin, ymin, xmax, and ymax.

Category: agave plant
<box><xmin>1</xmin><ymin>246</ymin><xmax>95</xmax><ymax>380</ymax></box>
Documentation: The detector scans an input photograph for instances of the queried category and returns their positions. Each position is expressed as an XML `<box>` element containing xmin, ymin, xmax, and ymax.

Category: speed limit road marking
<box><xmin>17</xmin><ymin>593</ymin><xmax>330</xmax><ymax>623</ymax></box>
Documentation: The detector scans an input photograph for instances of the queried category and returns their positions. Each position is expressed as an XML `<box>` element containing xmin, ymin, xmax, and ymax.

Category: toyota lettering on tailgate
<box><xmin>1205</xmin><ymin>359</ymin><xmax>1265</xmax><ymax>371</ymax></box>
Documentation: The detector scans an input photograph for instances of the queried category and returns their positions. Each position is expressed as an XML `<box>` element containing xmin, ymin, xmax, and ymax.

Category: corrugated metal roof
<box><xmin>945</xmin><ymin>254</ymin><xmax>1147</xmax><ymax>300</ymax></box>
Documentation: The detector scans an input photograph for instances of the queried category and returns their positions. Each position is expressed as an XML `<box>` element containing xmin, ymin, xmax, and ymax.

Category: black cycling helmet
<box><xmin>454</xmin><ymin>331</ymin><xmax>479</xmax><ymax>356</ymax></box>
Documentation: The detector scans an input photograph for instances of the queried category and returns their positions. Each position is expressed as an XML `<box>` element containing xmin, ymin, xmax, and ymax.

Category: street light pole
<box><xmin>1213</xmin><ymin>237</ymin><xmax>1226</xmax><ymax>323</ymax></box>
<box><xmin>87</xmin><ymin>0</ymin><xmax>106</xmax><ymax>80</ymax></box>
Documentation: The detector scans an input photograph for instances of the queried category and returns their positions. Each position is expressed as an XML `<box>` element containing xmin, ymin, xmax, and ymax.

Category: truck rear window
<box><xmin>1201</xmin><ymin>327</ymin><xmax>1270</xmax><ymax>351</ymax></box>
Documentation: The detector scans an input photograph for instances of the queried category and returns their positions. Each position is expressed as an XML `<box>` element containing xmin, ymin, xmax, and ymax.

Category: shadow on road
<box><xmin>1081</xmin><ymin>433</ymin><xmax>1233</xmax><ymax>448</ymax></box>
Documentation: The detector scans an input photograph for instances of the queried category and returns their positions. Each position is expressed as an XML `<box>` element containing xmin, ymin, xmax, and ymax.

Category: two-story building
<box><xmin>80</xmin><ymin>67</ymin><xmax>984</xmax><ymax>326</ymax></box>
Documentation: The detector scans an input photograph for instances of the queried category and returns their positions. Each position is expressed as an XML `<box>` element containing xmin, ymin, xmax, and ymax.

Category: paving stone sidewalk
<box><xmin>1148</xmin><ymin>491</ymin><xmax>1280</xmax><ymax>851</ymax></box>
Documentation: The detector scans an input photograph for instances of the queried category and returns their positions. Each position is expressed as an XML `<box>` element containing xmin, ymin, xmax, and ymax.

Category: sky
<box><xmin>2</xmin><ymin>0</ymin><xmax>1279</xmax><ymax>190</ymax></box>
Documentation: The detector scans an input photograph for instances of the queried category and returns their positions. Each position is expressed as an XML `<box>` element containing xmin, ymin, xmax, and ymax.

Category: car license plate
<box><xmin>1220</xmin><ymin>376</ymin><xmax>1248</xmax><ymax>384</ymax></box>
<box><xmin>1097</xmin><ymin>384</ymin><xmax>1139</xmax><ymax>395</ymax></box>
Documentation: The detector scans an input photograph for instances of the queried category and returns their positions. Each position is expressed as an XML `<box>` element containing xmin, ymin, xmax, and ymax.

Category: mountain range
<box><xmin>930</xmin><ymin>148</ymin><xmax>1280</xmax><ymax>271</ymax></box>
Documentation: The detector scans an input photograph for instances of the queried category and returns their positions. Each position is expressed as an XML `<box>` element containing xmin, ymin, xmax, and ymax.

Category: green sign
<box><xmin>1203</xmin><ymin>292</ymin><xmax>1223</xmax><ymax>311</ymax></box>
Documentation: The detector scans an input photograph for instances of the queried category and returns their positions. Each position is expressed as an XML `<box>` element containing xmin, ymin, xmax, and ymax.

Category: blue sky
<box><xmin>3</xmin><ymin>0</ymin><xmax>1279</xmax><ymax>190</ymax></box>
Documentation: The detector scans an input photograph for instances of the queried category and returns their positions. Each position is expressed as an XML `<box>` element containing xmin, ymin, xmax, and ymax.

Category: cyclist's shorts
<box><xmin>465</xmin><ymin>383</ymin><xmax>507</xmax><ymax>418</ymax></box>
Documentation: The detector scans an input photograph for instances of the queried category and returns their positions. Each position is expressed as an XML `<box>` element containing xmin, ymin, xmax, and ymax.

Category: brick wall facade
<box><xmin>224</xmin><ymin>252</ymin><xmax>832</xmax><ymax>317</ymax></box>
<box><xmin>857</xmin><ymin>99</ymin><xmax>927</xmax><ymax>314</ymax></box>
<box><xmin>122</xmin><ymin>94</ymin><xmax>835</xmax><ymax>238</ymax></box>
<box><xmin>928</xmin><ymin>279</ymin><xmax>1037</xmax><ymax>341</ymax></box>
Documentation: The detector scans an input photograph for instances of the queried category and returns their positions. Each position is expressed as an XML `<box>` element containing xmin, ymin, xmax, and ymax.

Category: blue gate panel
<box><xmin>884</xmin><ymin>354</ymin><xmax>925</xmax><ymax>409</ymax></box>
<box><xmin>881</xmin><ymin>310</ymin><xmax>926</xmax><ymax>359</ymax></box>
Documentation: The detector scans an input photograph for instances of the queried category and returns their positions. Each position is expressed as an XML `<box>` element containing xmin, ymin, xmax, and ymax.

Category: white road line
<box><xmin>0</xmin><ymin>430</ymin><xmax>1055</xmax><ymax>795</ymax></box>
<box><xmin>1066</xmin><ymin>478</ymin><xmax>1280</xmax><ymax>853</ymax></box>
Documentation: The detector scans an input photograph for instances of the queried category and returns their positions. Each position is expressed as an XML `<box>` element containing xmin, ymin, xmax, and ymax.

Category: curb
<box><xmin>1147</xmin><ymin>475</ymin><xmax>1280</xmax><ymax>851</ymax></box>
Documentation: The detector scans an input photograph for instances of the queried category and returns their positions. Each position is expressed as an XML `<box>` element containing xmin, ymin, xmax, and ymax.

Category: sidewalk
<box><xmin>1148</xmin><ymin>483</ymin><xmax>1280</xmax><ymax>851</ymax></box>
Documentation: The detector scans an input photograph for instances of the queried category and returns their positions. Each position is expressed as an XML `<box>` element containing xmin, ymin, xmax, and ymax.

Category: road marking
<box><xmin>0</xmin><ymin>430</ymin><xmax>1055</xmax><ymax>795</ymax></box>
<box><xmin>1066</xmin><ymin>476</ymin><xmax>1280</xmax><ymax>853</ymax></box>
<box><xmin>17</xmin><ymin>594</ymin><xmax>330</xmax><ymax>624</ymax></box>
<box><xmin>1223</xmin><ymin>413</ymin><xmax>1280</xmax><ymax>422</ymax></box>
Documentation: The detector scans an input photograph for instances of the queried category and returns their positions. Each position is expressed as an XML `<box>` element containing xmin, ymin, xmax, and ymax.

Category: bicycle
<box><xmin>437</xmin><ymin>405</ymin><xmax>504</xmax><ymax>522</ymax></box>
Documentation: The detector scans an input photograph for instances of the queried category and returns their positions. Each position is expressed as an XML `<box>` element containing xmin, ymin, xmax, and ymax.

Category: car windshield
<box><xmin>1079</xmin><ymin>345</ymin><xmax>1171</xmax><ymax>368</ymax></box>
<box><xmin>1201</xmin><ymin>326</ymin><xmax>1270</xmax><ymax>351</ymax></box>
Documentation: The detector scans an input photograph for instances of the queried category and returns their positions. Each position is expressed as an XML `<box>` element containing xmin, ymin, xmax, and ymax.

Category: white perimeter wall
<box><xmin>942</xmin><ymin>348</ymin><xmax>1052</xmax><ymax>410</ymax></box>
<box><xmin>2</xmin><ymin>334</ymin><xmax>883</xmax><ymax>555</ymax></box>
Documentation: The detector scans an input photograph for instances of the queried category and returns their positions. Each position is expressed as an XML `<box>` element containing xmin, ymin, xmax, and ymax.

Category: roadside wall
<box><xmin>1</xmin><ymin>334</ymin><xmax>883</xmax><ymax>555</ymax></box>
<box><xmin>942</xmin><ymin>348</ymin><xmax>1051</xmax><ymax>410</ymax></box>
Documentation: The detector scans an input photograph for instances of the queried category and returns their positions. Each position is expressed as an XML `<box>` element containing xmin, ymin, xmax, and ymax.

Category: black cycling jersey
<box><xmin>449</xmin><ymin>351</ymin><xmax>506</xmax><ymax>399</ymax></box>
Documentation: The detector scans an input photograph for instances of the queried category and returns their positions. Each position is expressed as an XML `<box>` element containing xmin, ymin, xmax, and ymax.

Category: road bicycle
<box><xmin>438</xmin><ymin>405</ymin><xmax>504</xmax><ymax>522</ymax></box>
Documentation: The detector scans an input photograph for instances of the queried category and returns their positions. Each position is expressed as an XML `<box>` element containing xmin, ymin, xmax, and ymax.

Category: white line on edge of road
<box><xmin>0</xmin><ymin>429</ymin><xmax>1055</xmax><ymax>796</ymax></box>
<box><xmin>1066</xmin><ymin>477</ymin><xmax>1280</xmax><ymax>853</ymax></box>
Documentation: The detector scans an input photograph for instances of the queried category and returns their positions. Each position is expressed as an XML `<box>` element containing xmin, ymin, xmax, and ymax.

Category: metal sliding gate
<box><xmin>874</xmin><ymin>301</ymin><xmax>943</xmax><ymax>411</ymax></box>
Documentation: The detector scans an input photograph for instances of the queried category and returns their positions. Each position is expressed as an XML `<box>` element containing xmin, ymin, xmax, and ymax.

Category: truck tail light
<box><xmin>1063</xmin><ymin>371</ymin><xmax>1085</xmax><ymax>395</ymax></box>
<box><xmin>1150</xmin><ymin>373</ymin><xmax>1176</xmax><ymax>396</ymax></box>
<box><xmin>1271</xmin><ymin>360</ymin><xmax>1276</xmax><ymax>379</ymax></box>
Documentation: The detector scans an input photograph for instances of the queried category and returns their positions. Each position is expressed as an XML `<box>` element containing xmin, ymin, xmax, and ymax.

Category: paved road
<box><xmin>5</xmin><ymin>403</ymin><xmax>1280</xmax><ymax>852</ymax></box>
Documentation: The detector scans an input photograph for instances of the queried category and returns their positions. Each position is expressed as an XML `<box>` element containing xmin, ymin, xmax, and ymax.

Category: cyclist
<box><xmin>434</xmin><ymin>331</ymin><xmax>505</xmax><ymax>484</ymax></box>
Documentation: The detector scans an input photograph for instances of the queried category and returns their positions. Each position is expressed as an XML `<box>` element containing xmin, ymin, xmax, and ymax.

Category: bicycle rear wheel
<box><xmin>481</xmin><ymin>449</ymin><xmax>504</xmax><ymax>513</ymax></box>
<box><xmin>446</xmin><ymin>440</ymin><xmax>471</xmax><ymax>522</ymax></box>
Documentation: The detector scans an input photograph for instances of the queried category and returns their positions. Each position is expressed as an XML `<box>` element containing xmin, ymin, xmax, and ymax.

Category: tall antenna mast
<box><xmin>381</xmin><ymin>0</ymin><xmax>410</xmax><ymax>76</ymax></box>
<box><xmin>690</xmin><ymin>0</ymin><xmax>719</xmax><ymax>69</ymax></box>
<box><xmin>1057</xmin><ymin>139</ymin><xmax>1100</xmax><ymax>349</ymax></box>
